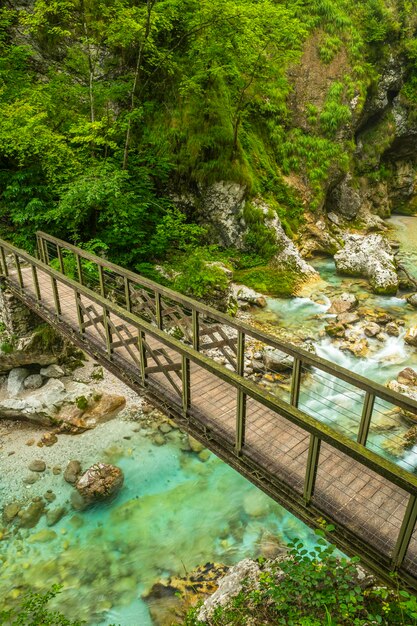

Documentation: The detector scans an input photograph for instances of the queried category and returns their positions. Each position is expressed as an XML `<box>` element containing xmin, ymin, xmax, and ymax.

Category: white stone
<box><xmin>23</xmin><ymin>374</ymin><xmax>43</xmax><ymax>390</ymax></box>
<box><xmin>7</xmin><ymin>368</ymin><xmax>30</xmax><ymax>397</ymax></box>
<box><xmin>197</xmin><ymin>559</ymin><xmax>261</xmax><ymax>621</ymax></box>
<box><xmin>262</xmin><ymin>347</ymin><xmax>293</xmax><ymax>372</ymax></box>
<box><xmin>334</xmin><ymin>234</ymin><xmax>399</xmax><ymax>295</ymax></box>
<box><xmin>40</xmin><ymin>364</ymin><xmax>65</xmax><ymax>378</ymax></box>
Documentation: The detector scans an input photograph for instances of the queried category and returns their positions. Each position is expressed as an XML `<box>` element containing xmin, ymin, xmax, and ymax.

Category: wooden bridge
<box><xmin>2</xmin><ymin>232</ymin><xmax>417</xmax><ymax>588</ymax></box>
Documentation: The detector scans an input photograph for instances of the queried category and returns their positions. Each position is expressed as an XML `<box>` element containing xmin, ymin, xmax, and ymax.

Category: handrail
<box><xmin>1</xmin><ymin>236</ymin><xmax>417</xmax><ymax>495</ymax></box>
<box><xmin>36</xmin><ymin>230</ymin><xmax>417</xmax><ymax>416</ymax></box>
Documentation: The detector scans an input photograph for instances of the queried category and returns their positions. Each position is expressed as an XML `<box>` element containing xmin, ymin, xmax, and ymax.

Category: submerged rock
<box><xmin>262</xmin><ymin>347</ymin><xmax>293</xmax><ymax>372</ymax></box>
<box><xmin>405</xmin><ymin>327</ymin><xmax>417</xmax><ymax>347</ymax></box>
<box><xmin>18</xmin><ymin>500</ymin><xmax>45</xmax><ymax>528</ymax></box>
<box><xmin>75</xmin><ymin>463</ymin><xmax>124</xmax><ymax>505</ymax></box>
<box><xmin>28</xmin><ymin>460</ymin><xmax>46</xmax><ymax>472</ymax></box>
<box><xmin>334</xmin><ymin>234</ymin><xmax>399</xmax><ymax>295</ymax></box>
<box><xmin>328</xmin><ymin>293</ymin><xmax>357</xmax><ymax>314</ymax></box>
<box><xmin>64</xmin><ymin>460</ymin><xmax>82</xmax><ymax>485</ymax></box>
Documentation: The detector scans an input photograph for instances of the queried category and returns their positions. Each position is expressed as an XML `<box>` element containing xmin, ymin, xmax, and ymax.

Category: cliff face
<box><xmin>1</xmin><ymin>0</ymin><xmax>417</xmax><ymax>294</ymax></box>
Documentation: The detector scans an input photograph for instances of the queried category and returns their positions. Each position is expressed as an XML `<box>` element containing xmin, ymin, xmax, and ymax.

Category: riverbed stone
<box><xmin>328</xmin><ymin>293</ymin><xmax>358</xmax><ymax>314</ymax></box>
<box><xmin>23</xmin><ymin>374</ymin><xmax>43</xmax><ymax>390</ymax></box>
<box><xmin>386</xmin><ymin>322</ymin><xmax>400</xmax><ymax>337</ymax></box>
<box><xmin>7</xmin><ymin>368</ymin><xmax>29</xmax><ymax>397</ymax></box>
<box><xmin>18</xmin><ymin>500</ymin><xmax>45</xmax><ymax>528</ymax></box>
<box><xmin>75</xmin><ymin>463</ymin><xmax>124</xmax><ymax>504</ymax></box>
<box><xmin>398</xmin><ymin>368</ymin><xmax>417</xmax><ymax>386</ymax></box>
<box><xmin>28</xmin><ymin>460</ymin><xmax>46</xmax><ymax>472</ymax></box>
<box><xmin>46</xmin><ymin>506</ymin><xmax>66</xmax><ymax>527</ymax></box>
<box><xmin>64</xmin><ymin>460</ymin><xmax>82</xmax><ymax>484</ymax></box>
<box><xmin>334</xmin><ymin>234</ymin><xmax>399</xmax><ymax>295</ymax></box>
<box><xmin>407</xmin><ymin>293</ymin><xmax>417</xmax><ymax>308</ymax></box>
<box><xmin>364</xmin><ymin>322</ymin><xmax>381</xmax><ymax>337</ymax></box>
<box><xmin>188</xmin><ymin>435</ymin><xmax>205</xmax><ymax>453</ymax></box>
<box><xmin>3</xmin><ymin>502</ymin><xmax>20</xmax><ymax>523</ymax></box>
<box><xmin>405</xmin><ymin>327</ymin><xmax>417</xmax><ymax>347</ymax></box>
<box><xmin>262</xmin><ymin>347</ymin><xmax>293</xmax><ymax>372</ymax></box>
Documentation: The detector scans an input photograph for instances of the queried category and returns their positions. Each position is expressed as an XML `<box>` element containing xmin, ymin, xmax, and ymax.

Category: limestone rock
<box><xmin>197</xmin><ymin>559</ymin><xmax>261</xmax><ymax>621</ymax></box>
<box><xmin>46</xmin><ymin>506</ymin><xmax>66</xmax><ymax>527</ymax></box>
<box><xmin>262</xmin><ymin>347</ymin><xmax>293</xmax><ymax>372</ymax></box>
<box><xmin>28</xmin><ymin>460</ymin><xmax>46</xmax><ymax>472</ymax></box>
<box><xmin>328</xmin><ymin>293</ymin><xmax>357</xmax><ymax>315</ymax></box>
<box><xmin>18</xmin><ymin>500</ymin><xmax>45</xmax><ymax>528</ymax></box>
<box><xmin>364</xmin><ymin>322</ymin><xmax>381</xmax><ymax>337</ymax></box>
<box><xmin>188</xmin><ymin>436</ymin><xmax>205</xmax><ymax>453</ymax></box>
<box><xmin>232</xmin><ymin>284</ymin><xmax>267</xmax><ymax>308</ymax></box>
<box><xmin>75</xmin><ymin>463</ymin><xmax>124</xmax><ymax>505</ymax></box>
<box><xmin>40</xmin><ymin>364</ymin><xmax>65</xmax><ymax>378</ymax></box>
<box><xmin>3</xmin><ymin>502</ymin><xmax>20</xmax><ymax>524</ymax></box>
<box><xmin>334</xmin><ymin>234</ymin><xmax>399</xmax><ymax>295</ymax></box>
<box><xmin>64</xmin><ymin>460</ymin><xmax>82</xmax><ymax>484</ymax></box>
<box><xmin>23</xmin><ymin>374</ymin><xmax>43</xmax><ymax>390</ymax></box>
<box><xmin>7</xmin><ymin>368</ymin><xmax>30</xmax><ymax>397</ymax></box>
<box><xmin>407</xmin><ymin>293</ymin><xmax>417</xmax><ymax>308</ymax></box>
<box><xmin>398</xmin><ymin>368</ymin><xmax>417</xmax><ymax>386</ymax></box>
<box><xmin>405</xmin><ymin>327</ymin><xmax>417</xmax><ymax>347</ymax></box>
<box><xmin>386</xmin><ymin>322</ymin><xmax>400</xmax><ymax>337</ymax></box>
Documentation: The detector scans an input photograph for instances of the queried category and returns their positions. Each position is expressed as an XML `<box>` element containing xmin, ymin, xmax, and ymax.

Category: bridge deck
<box><xmin>8</xmin><ymin>265</ymin><xmax>417</xmax><ymax>580</ymax></box>
<box><xmin>2</xmin><ymin>234</ymin><xmax>417</xmax><ymax>587</ymax></box>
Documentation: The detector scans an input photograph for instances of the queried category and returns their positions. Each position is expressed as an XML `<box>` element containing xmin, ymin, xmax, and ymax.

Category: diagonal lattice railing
<box><xmin>2</xmin><ymin>233</ymin><xmax>417</xmax><ymax>587</ymax></box>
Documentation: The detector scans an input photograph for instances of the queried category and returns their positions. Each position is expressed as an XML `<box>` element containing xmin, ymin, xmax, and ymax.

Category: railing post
<box><xmin>138</xmin><ymin>330</ymin><xmax>147</xmax><ymax>384</ymax></box>
<box><xmin>36</xmin><ymin>235</ymin><xmax>43</xmax><ymax>262</ymax></box>
<box><xmin>235</xmin><ymin>331</ymin><xmax>247</xmax><ymax>455</ymax></box>
<box><xmin>290</xmin><ymin>357</ymin><xmax>302</xmax><ymax>407</ymax></box>
<box><xmin>192</xmin><ymin>309</ymin><xmax>200</xmax><ymax>351</ymax></box>
<box><xmin>0</xmin><ymin>246</ymin><xmax>8</xmax><ymax>277</ymax></box>
<box><xmin>75</xmin><ymin>291</ymin><xmax>84</xmax><ymax>334</ymax></box>
<box><xmin>155</xmin><ymin>292</ymin><xmax>163</xmax><ymax>329</ymax></box>
<box><xmin>103</xmin><ymin>308</ymin><xmax>112</xmax><ymax>357</ymax></box>
<box><xmin>75</xmin><ymin>253</ymin><xmax>83</xmax><ymax>286</ymax></box>
<box><xmin>357</xmin><ymin>392</ymin><xmax>375</xmax><ymax>446</ymax></box>
<box><xmin>304</xmin><ymin>434</ymin><xmax>321</xmax><ymax>504</ymax></box>
<box><xmin>392</xmin><ymin>494</ymin><xmax>417</xmax><ymax>569</ymax></box>
<box><xmin>51</xmin><ymin>276</ymin><xmax>61</xmax><ymax>316</ymax></box>
<box><xmin>124</xmin><ymin>277</ymin><xmax>132</xmax><ymax>312</ymax></box>
<box><xmin>57</xmin><ymin>244</ymin><xmax>65</xmax><ymax>274</ymax></box>
<box><xmin>31</xmin><ymin>265</ymin><xmax>41</xmax><ymax>300</ymax></box>
<box><xmin>14</xmin><ymin>254</ymin><xmax>24</xmax><ymax>288</ymax></box>
<box><xmin>42</xmin><ymin>239</ymin><xmax>49</xmax><ymax>266</ymax></box>
<box><xmin>182</xmin><ymin>355</ymin><xmax>190</xmax><ymax>414</ymax></box>
<box><xmin>98</xmin><ymin>264</ymin><xmax>105</xmax><ymax>297</ymax></box>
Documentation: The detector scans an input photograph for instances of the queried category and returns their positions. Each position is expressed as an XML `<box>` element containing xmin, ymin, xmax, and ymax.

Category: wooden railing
<box><xmin>2</xmin><ymin>233</ymin><xmax>417</xmax><ymax>586</ymax></box>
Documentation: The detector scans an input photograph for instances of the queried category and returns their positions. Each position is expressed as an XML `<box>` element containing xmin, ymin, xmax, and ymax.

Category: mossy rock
<box><xmin>233</xmin><ymin>266</ymin><xmax>301</xmax><ymax>297</ymax></box>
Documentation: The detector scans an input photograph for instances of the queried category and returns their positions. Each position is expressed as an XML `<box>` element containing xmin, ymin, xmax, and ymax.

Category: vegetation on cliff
<box><xmin>0</xmin><ymin>0</ymin><xmax>416</xmax><ymax>289</ymax></box>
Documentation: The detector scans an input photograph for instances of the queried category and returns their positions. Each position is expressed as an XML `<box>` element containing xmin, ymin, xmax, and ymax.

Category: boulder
<box><xmin>7</xmin><ymin>368</ymin><xmax>30</xmax><ymax>397</ymax></box>
<box><xmin>405</xmin><ymin>327</ymin><xmax>417</xmax><ymax>347</ymax></box>
<box><xmin>364</xmin><ymin>322</ymin><xmax>381</xmax><ymax>337</ymax></box>
<box><xmin>262</xmin><ymin>347</ymin><xmax>293</xmax><ymax>372</ymax></box>
<box><xmin>328</xmin><ymin>293</ymin><xmax>357</xmax><ymax>315</ymax></box>
<box><xmin>18</xmin><ymin>500</ymin><xmax>45</xmax><ymax>528</ymax></box>
<box><xmin>46</xmin><ymin>506</ymin><xmax>66</xmax><ymax>527</ymax></box>
<box><xmin>386</xmin><ymin>322</ymin><xmax>400</xmax><ymax>337</ymax></box>
<box><xmin>75</xmin><ymin>463</ymin><xmax>124</xmax><ymax>505</ymax></box>
<box><xmin>23</xmin><ymin>374</ymin><xmax>43</xmax><ymax>390</ymax></box>
<box><xmin>3</xmin><ymin>502</ymin><xmax>20</xmax><ymax>524</ymax></box>
<box><xmin>407</xmin><ymin>293</ymin><xmax>417</xmax><ymax>308</ymax></box>
<box><xmin>40</xmin><ymin>364</ymin><xmax>65</xmax><ymax>378</ymax></box>
<box><xmin>398</xmin><ymin>368</ymin><xmax>417</xmax><ymax>386</ymax></box>
<box><xmin>334</xmin><ymin>234</ymin><xmax>399</xmax><ymax>295</ymax></box>
<box><xmin>64</xmin><ymin>460</ymin><xmax>82</xmax><ymax>484</ymax></box>
<box><xmin>231</xmin><ymin>285</ymin><xmax>267</xmax><ymax>308</ymax></box>
<box><xmin>28</xmin><ymin>460</ymin><xmax>46</xmax><ymax>472</ymax></box>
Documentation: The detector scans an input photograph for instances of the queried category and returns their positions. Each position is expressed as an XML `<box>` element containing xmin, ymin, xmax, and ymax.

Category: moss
<box><xmin>28</xmin><ymin>324</ymin><xmax>64</xmax><ymax>353</ymax></box>
<box><xmin>75</xmin><ymin>395</ymin><xmax>89</xmax><ymax>411</ymax></box>
<box><xmin>234</xmin><ymin>266</ymin><xmax>301</xmax><ymax>297</ymax></box>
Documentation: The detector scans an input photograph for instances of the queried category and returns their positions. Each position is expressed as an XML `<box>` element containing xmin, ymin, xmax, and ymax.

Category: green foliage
<box><xmin>242</xmin><ymin>202</ymin><xmax>276</xmax><ymax>261</ymax></box>
<box><xmin>0</xmin><ymin>584</ymin><xmax>85</xmax><ymax>625</ymax></box>
<box><xmin>173</xmin><ymin>250</ymin><xmax>229</xmax><ymax>299</ymax></box>
<box><xmin>75</xmin><ymin>395</ymin><xmax>89</xmax><ymax>411</ymax></box>
<box><xmin>234</xmin><ymin>266</ymin><xmax>300</xmax><ymax>297</ymax></box>
<box><xmin>182</xmin><ymin>532</ymin><xmax>417</xmax><ymax>625</ymax></box>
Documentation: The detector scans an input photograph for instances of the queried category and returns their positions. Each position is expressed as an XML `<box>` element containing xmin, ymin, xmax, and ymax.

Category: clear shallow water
<box><xmin>3</xmin><ymin>216</ymin><xmax>417</xmax><ymax>624</ymax></box>
<box><xmin>254</xmin><ymin>216</ymin><xmax>417</xmax><ymax>471</ymax></box>
<box><xmin>0</xmin><ymin>429</ymin><xmax>316</xmax><ymax>625</ymax></box>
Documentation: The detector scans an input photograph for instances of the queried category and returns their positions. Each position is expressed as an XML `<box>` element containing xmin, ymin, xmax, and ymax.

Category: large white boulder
<box><xmin>334</xmin><ymin>234</ymin><xmax>399</xmax><ymax>295</ymax></box>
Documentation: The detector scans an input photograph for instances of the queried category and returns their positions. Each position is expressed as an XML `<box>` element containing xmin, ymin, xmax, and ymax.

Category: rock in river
<box><xmin>75</xmin><ymin>463</ymin><xmax>124</xmax><ymax>505</ymax></box>
<box><xmin>334</xmin><ymin>234</ymin><xmax>399</xmax><ymax>295</ymax></box>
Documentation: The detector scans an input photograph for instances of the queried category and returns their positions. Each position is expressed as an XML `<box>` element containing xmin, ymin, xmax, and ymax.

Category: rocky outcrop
<box><xmin>197</xmin><ymin>559</ymin><xmax>261</xmax><ymax>621</ymax></box>
<box><xmin>75</xmin><ymin>463</ymin><xmax>124</xmax><ymax>505</ymax></box>
<box><xmin>231</xmin><ymin>284</ymin><xmax>267</xmax><ymax>309</ymax></box>
<box><xmin>0</xmin><ymin>325</ymin><xmax>67</xmax><ymax>373</ymax></box>
<box><xmin>334</xmin><ymin>234</ymin><xmax>399</xmax><ymax>294</ymax></box>
<box><xmin>0</xmin><ymin>369</ymin><xmax>125</xmax><ymax>428</ymax></box>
